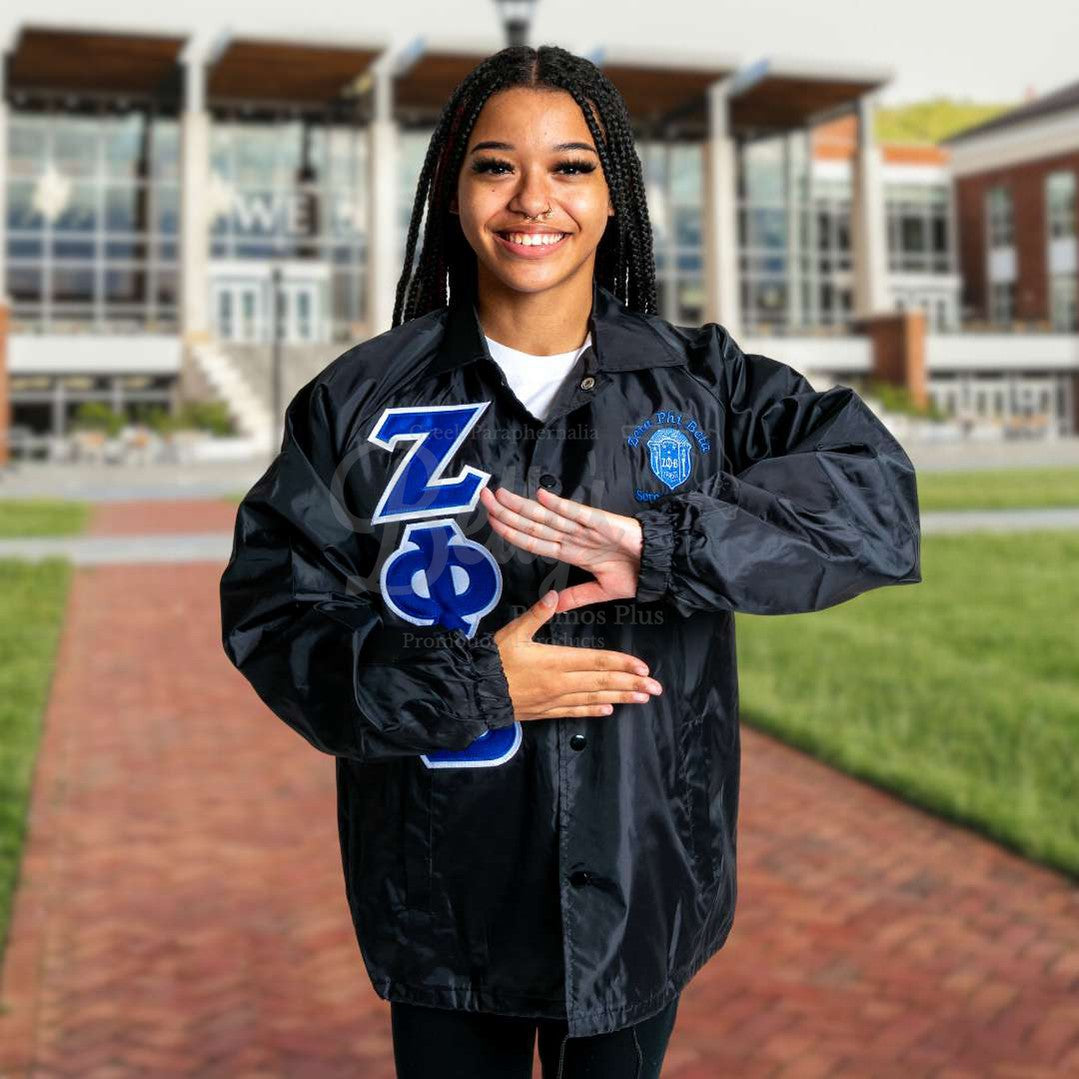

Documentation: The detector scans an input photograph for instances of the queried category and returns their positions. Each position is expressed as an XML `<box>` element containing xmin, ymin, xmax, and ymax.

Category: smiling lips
<box><xmin>494</xmin><ymin>229</ymin><xmax>569</xmax><ymax>258</ymax></box>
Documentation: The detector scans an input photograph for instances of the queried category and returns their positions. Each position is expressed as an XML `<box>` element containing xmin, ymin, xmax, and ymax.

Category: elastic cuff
<box><xmin>633</xmin><ymin>507</ymin><xmax>677</xmax><ymax>604</ymax></box>
<box><xmin>469</xmin><ymin>635</ymin><xmax>517</xmax><ymax>730</ymax></box>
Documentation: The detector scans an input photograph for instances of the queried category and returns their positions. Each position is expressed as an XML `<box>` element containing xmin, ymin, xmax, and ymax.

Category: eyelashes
<box><xmin>469</xmin><ymin>156</ymin><xmax>598</xmax><ymax>176</ymax></box>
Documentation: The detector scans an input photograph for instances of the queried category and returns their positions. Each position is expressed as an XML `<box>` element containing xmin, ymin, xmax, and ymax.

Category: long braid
<box><xmin>391</xmin><ymin>44</ymin><xmax>658</xmax><ymax>326</ymax></box>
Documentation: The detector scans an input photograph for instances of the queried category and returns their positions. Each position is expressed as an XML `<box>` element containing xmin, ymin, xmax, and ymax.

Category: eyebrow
<box><xmin>468</xmin><ymin>140</ymin><xmax>599</xmax><ymax>156</ymax></box>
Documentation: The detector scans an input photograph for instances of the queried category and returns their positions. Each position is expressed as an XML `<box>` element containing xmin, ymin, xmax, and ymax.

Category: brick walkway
<box><xmin>87</xmin><ymin>499</ymin><xmax>239</xmax><ymax>537</ymax></box>
<box><xmin>1</xmin><ymin>501</ymin><xmax>1078</xmax><ymax>1077</ymax></box>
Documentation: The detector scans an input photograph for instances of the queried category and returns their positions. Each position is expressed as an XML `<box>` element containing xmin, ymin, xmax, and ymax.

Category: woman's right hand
<box><xmin>493</xmin><ymin>590</ymin><xmax>663</xmax><ymax>722</ymax></box>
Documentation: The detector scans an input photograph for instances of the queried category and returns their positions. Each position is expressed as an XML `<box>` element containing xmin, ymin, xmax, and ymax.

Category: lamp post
<box><xmin>271</xmin><ymin>265</ymin><xmax>283</xmax><ymax>457</ymax></box>
<box><xmin>492</xmin><ymin>0</ymin><xmax>538</xmax><ymax>46</ymax></box>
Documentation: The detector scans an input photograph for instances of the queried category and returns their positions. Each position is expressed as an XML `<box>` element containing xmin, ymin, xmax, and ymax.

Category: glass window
<box><xmin>6</xmin><ymin>104</ymin><xmax>180</xmax><ymax>333</ymax></box>
<box><xmin>737</xmin><ymin>131</ymin><xmax>854</xmax><ymax>332</ymax></box>
<box><xmin>885</xmin><ymin>181</ymin><xmax>953</xmax><ymax>274</ymax></box>
<box><xmin>987</xmin><ymin>185</ymin><xmax>1013</xmax><ymax>247</ymax></box>
<box><xmin>1046</xmin><ymin>171</ymin><xmax>1076</xmax><ymax>239</ymax></box>
<box><xmin>9</xmin><ymin>117</ymin><xmax>47</xmax><ymax>177</ymax></box>
<box><xmin>53</xmin><ymin>119</ymin><xmax>99</xmax><ymax>177</ymax></box>
<box><xmin>1050</xmin><ymin>274</ymin><xmax>1078</xmax><ymax>331</ymax></box>
<box><xmin>210</xmin><ymin>116</ymin><xmax>368</xmax><ymax>339</ymax></box>
<box><xmin>990</xmin><ymin>280</ymin><xmax>1014</xmax><ymax>325</ymax></box>
<box><xmin>638</xmin><ymin>138</ymin><xmax>705</xmax><ymax>326</ymax></box>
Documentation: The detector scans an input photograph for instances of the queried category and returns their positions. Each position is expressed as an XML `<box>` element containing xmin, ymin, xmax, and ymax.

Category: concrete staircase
<box><xmin>188</xmin><ymin>339</ymin><xmax>275</xmax><ymax>453</ymax></box>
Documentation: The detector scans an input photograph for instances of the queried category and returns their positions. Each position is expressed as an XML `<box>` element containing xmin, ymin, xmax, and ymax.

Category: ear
<box><xmin>608</xmin><ymin>199</ymin><xmax>615</xmax><ymax>217</ymax></box>
<box><xmin>449</xmin><ymin>194</ymin><xmax>459</xmax><ymax>215</ymax></box>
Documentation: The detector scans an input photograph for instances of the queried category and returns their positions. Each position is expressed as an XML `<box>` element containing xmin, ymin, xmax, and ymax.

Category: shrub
<box><xmin>70</xmin><ymin>402</ymin><xmax>125</xmax><ymax>436</ymax></box>
<box><xmin>867</xmin><ymin>379</ymin><xmax>947</xmax><ymax>421</ymax></box>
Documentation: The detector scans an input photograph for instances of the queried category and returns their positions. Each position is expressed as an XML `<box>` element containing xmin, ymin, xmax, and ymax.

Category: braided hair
<box><xmin>392</xmin><ymin>44</ymin><xmax>657</xmax><ymax>326</ymax></box>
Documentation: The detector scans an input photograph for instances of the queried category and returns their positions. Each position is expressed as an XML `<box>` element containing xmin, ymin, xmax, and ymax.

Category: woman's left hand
<box><xmin>479</xmin><ymin>485</ymin><xmax>643</xmax><ymax>614</ymax></box>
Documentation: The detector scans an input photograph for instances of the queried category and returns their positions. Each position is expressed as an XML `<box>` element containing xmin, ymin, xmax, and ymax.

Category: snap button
<box><xmin>570</xmin><ymin>732</ymin><xmax>587</xmax><ymax>751</ymax></box>
<box><xmin>579</xmin><ymin>375</ymin><xmax>595</xmax><ymax>391</ymax></box>
<box><xmin>569</xmin><ymin>870</ymin><xmax>592</xmax><ymax>886</ymax></box>
<box><xmin>539</xmin><ymin>473</ymin><xmax>559</xmax><ymax>489</ymax></box>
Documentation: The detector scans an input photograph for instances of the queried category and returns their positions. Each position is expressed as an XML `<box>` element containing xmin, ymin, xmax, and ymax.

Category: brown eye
<box><xmin>471</xmin><ymin>158</ymin><xmax>513</xmax><ymax>175</ymax></box>
<box><xmin>557</xmin><ymin>159</ymin><xmax>597</xmax><ymax>175</ymax></box>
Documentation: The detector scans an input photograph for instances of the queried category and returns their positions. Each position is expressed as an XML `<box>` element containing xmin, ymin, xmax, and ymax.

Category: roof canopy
<box><xmin>7</xmin><ymin>24</ymin><xmax>185</xmax><ymax>100</ymax></box>
<box><xmin>4</xmin><ymin>26</ymin><xmax>893</xmax><ymax>136</ymax></box>
<box><xmin>392</xmin><ymin>38</ymin><xmax>502</xmax><ymax>124</ymax></box>
<box><xmin>727</xmin><ymin>57</ymin><xmax>892</xmax><ymax>135</ymax></box>
<box><xmin>206</xmin><ymin>35</ymin><xmax>383</xmax><ymax>107</ymax></box>
<box><xmin>585</xmin><ymin>46</ymin><xmax>737</xmax><ymax>135</ymax></box>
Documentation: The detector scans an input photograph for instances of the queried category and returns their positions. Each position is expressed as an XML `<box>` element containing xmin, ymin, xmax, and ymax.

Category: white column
<box><xmin>703</xmin><ymin>77</ymin><xmax>740</xmax><ymax>338</ymax></box>
<box><xmin>851</xmin><ymin>92</ymin><xmax>889</xmax><ymax>318</ymax></box>
<box><xmin>180</xmin><ymin>49</ymin><xmax>211</xmax><ymax>340</ymax></box>
<box><xmin>785</xmin><ymin>130</ymin><xmax>802</xmax><ymax>330</ymax></box>
<box><xmin>367</xmin><ymin>62</ymin><xmax>398</xmax><ymax>335</ymax></box>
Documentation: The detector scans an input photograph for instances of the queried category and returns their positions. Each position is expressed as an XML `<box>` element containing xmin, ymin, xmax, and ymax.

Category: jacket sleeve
<box><xmin>633</xmin><ymin>325</ymin><xmax>922</xmax><ymax>617</ymax></box>
<box><xmin>219</xmin><ymin>375</ymin><xmax>517</xmax><ymax>761</ymax></box>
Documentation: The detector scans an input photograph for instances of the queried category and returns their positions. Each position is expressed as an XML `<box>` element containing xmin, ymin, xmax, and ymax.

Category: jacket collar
<box><xmin>429</xmin><ymin>278</ymin><xmax>686</xmax><ymax>377</ymax></box>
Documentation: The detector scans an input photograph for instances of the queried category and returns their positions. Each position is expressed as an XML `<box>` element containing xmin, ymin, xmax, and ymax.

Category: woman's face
<box><xmin>452</xmin><ymin>86</ymin><xmax>614</xmax><ymax>297</ymax></box>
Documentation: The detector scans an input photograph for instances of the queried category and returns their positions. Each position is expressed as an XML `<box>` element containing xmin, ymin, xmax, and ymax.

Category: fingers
<box><xmin>524</xmin><ymin>703</ymin><xmax>615</xmax><ymax>719</ymax></box>
<box><xmin>548</xmin><ymin>688</ymin><xmax>658</xmax><ymax>707</ymax></box>
<box><xmin>486</xmin><ymin>511</ymin><xmax>564</xmax><ymax>561</ymax></box>
<box><xmin>490</xmin><ymin>485</ymin><xmax>583</xmax><ymax>538</ymax></box>
<box><xmin>506</xmin><ymin>589</ymin><xmax>560</xmax><ymax>639</ymax></box>
<box><xmin>555</xmin><ymin>582</ymin><xmax>609</xmax><ymax>613</ymax></box>
<box><xmin>545</xmin><ymin>668</ymin><xmax>663</xmax><ymax>698</ymax></box>
<box><xmin>541</xmin><ymin>644</ymin><xmax>651</xmax><ymax>678</ymax></box>
<box><xmin>526</xmin><ymin>685</ymin><xmax>660</xmax><ymax>720</ymax></box>
<box><xmin>485</xmin><ymin>491</ymin><xmax>577</xmax><ymax>546</ymax></box>
<box><xmin>533</xmin><ymin>486</ymin><xmax>597</xmax><ymax>528</ymax></box>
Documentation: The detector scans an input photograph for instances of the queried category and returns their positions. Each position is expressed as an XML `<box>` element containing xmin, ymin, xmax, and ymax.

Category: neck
<box><xmin>474</xmin><ymin>263</ymin><xmax>593</xmax><ymax>355</ymax></box>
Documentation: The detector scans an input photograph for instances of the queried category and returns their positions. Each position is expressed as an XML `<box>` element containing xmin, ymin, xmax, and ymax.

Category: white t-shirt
<box><xmin>484</xmin><ymin>332</ymin><xmax>592</xmax><ymax>422</ymax></box>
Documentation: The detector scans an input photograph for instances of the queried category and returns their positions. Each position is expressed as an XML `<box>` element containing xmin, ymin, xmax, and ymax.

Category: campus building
<box><xmin>937</xmin><ymin>83</ymin><xmax>1079</xmax><ymax>433</ymax></box>
<box><xmin>0</xmin><ymin>22</ymin><xmax>1077</xmax><ymax>462</ymax></box>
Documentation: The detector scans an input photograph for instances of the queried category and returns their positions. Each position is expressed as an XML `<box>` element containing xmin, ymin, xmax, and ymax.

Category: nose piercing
<box><xmin>525</xmin><ymin>206</ymin><xmax>553</xmax><ymax>221</ymax></box>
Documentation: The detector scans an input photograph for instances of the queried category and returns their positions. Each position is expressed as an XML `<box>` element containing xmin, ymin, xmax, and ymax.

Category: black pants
<box><xmin>390</xmin><ymin>994</ymin><xmax>681</xmax><ymax>1079</ymax></box>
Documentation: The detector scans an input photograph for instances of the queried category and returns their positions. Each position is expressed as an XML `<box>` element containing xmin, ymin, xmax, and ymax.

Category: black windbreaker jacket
<box><xmin>219</xmin><ymin>279</ymin><xmax>922</xmax><ymax>1038</ymax></box>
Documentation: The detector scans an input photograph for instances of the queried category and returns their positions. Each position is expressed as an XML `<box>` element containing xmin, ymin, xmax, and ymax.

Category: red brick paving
<box><xmin>87</xmin><ymin>499</ymin><xmax>239</xmax><ymax>537</ymax></box>
<box><xmin>1</xmin><ymin>500</ymin><xmax>1078</xmax><ymax>1076</ymax></box>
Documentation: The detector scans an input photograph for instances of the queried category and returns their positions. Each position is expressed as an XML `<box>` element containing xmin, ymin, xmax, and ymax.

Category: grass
<box><xmin>735</xmin><ymin>529</ymin><xmax>1079</xmax><ymax>879</ymax></box>
<box><xmin>0</xmin><ymin>500</ymin><xmax>90</xmax><ymax>538</ymax></box>
<box><xmin>917</xmin><ymin>467</ymin><xmax>1079</xmax><ymax>511</ymax></box>
<box><xmin>0</xmin><ymin>559</ymin><xmax>73</xmax><ymax>960</ymax></box>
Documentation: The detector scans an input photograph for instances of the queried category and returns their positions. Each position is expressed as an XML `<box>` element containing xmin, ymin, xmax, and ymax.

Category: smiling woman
<box><xmin>449</xmin><ymin>87</ymin><xmax>615</xmax><ymax>321</ymax></box>
<box><xmin>220</xmin><ymin>41</ymin><xmax>922</xmax><ymax>1079</ymax></box>
<box><xmin>393</xmin><ymin>47</ymin><xmax>657</xmax><ymax>339</ymax></box>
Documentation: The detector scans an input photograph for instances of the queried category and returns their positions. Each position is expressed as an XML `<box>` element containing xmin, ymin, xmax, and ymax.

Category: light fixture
<box><xmin>492</xmin><ymin>0</ymin><xmax>539</xmax><ymax>47</ymax></box>
<box><xmin>32</xmin><ymin>163</ymin><xmax>73</xmax><ymax>225</ymax></box>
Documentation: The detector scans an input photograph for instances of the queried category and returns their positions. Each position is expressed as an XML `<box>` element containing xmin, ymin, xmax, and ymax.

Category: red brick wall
<box><xmin>855</xmin><ymin>309</ymin><xmax>928</xmax><ymax>409</ymax></box>
<box><xmin>954</xmin><ymin>150</ymin><xmax>1079</xmax><ymax>323</ymax></box>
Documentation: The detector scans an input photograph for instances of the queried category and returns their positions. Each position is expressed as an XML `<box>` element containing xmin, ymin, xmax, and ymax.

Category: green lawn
<box><xmin>917</xmin><ymin>466</ymin><xmax>1079</xmax><ymax>511</ymax></box>
<box><xmin>0</xmin><ymin>499</ymin><xmax>89</xmax><ymax>538</ymax></box>
<box><xmin>0</xmin><ymin>559</ymin><xmax>72</xmax><ymax>960</ymax></box>
<box><xmin>736</xmin><ymin>529</ymin><xmax>1079</xmax><ymax>879</ymax></box>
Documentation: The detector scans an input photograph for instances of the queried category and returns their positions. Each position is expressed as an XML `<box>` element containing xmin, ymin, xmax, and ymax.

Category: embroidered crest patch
<box><xmin>626</xmin><ymin>408</ymin><xmax>712</xmax><ymax>503</ymax></box>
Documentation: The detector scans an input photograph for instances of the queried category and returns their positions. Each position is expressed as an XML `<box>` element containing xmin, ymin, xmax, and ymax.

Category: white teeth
<box><xmin>504</xmin><ymin>232</ymin><xmax>565</xmax><ymax>246</ymax></box>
